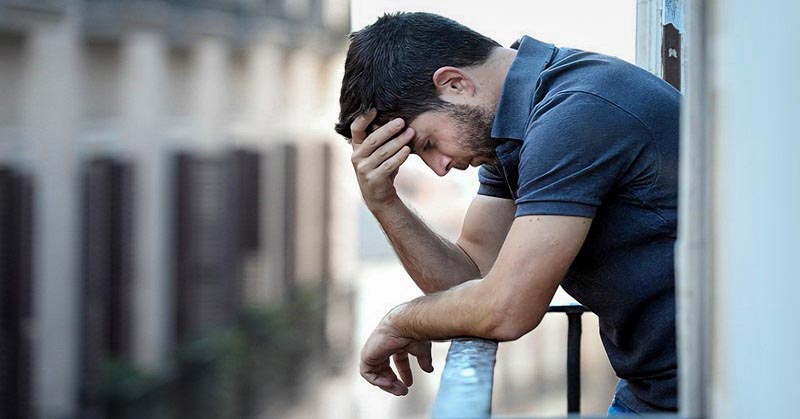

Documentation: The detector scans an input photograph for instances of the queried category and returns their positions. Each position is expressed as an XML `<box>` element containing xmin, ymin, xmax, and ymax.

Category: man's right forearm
<box><xmin>371</xmin><ymin>199</ymin><xmax>481</xmax><ymax>294</ymax></box>
<box><xmin>345</xmin><ymin>112</ymin><xmax>480</xmax><ymax>292</ymax></box>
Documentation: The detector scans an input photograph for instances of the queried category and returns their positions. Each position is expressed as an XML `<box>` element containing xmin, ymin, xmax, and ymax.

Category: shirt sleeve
<box><xmin>515</xmin><ymin>92</ymin><xmax>652</xmax><ymax>218</ymax></box>
<box><xmin>477</xmin><ymin>164</ymin><xmax>513</xmax><ymax>199</ymax></box>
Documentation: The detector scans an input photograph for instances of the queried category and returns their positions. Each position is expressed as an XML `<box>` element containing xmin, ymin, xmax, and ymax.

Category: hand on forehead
<box><xmin>367</xmin><ymin>111</ymin><xmax>395</xmax><ymax>135</ymax></box>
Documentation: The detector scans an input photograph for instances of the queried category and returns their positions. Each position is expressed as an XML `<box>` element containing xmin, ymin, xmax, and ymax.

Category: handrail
<box><xmin>431</xmin><ymin>338</ymin><xmax>498</xmax><ymax>419</ymax></box>
<box><xmin>431</xmin><ymin>304</ymin><xmax>590</xmax><ymax>418</ymax></box>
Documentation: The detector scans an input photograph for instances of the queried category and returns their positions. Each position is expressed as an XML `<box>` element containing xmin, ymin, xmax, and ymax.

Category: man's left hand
<box><xmin>360</xmin><ymin>312</ymin><xmax>434</xmax><ymax>396</ymax></box>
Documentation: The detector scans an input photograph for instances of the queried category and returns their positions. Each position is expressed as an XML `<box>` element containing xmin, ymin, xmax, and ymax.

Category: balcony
<box><xmin>431</xmin><ymin>304</ymin><xmax>676</xmax><ymax>418</ymax></box>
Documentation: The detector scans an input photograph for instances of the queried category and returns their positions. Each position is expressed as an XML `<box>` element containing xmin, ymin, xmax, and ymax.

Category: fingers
<box><xmin>360</xmin><ymin>329</ymin><xmax>411</xmax><ymax>396</ymax></box>
<box><xmin>351</xmin><ymin>117</ymin><xmax>407</xmax><ymax>159</ymax></box>
<box><xmin>393</xmin><ymin>352</ymin><xmax>414</xmax><ymax>387</ymax></box>
<box><xmin>360</xmin><ymin>364</ymin><xmax>409</xmax><ymax>396</ymax></box>
<box><xmin>349</xmin><ymin>112</ymin><xmax>413</xmax><ymax>209</ymax></box>
<box><xmin>353</xmin><ymin>125</ymin><xmax>413</xmax><ymax>173</ymax></box>
<box><xmin>358</xmin><ymin>322</ymin><xmax>432</xmax><ymax>397</ymax></box>
<box><xmin>376</xmin><ymin>145</ymin><xmax>411</xmax><ymax>175</ymax></box>
<box><xmin>409</xmin><ymin>341</ymin><xmax>434</xmax><ymax>373</ymax></box>
<box><xmin>359</xmin><ymin>342</ymin><xmax>432</xmax><ymax>397</ymax></box>
<box><xmin>357</xmin><ymin>127</ymin><xmax>414</xmax><ymax>171</ymax></box>
<box><xmin>417</xmin><ymin>353</ymin><xmax>434</xmax><ymax>373</ymax></box>
<box><xmin>350</xmin><ymin>109</ymin><xmax>377</xmax><ymax>144</ymax></box>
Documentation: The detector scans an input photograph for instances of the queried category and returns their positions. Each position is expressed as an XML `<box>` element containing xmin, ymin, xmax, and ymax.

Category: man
<box><xmin>335</xmin><ymin>12</ymin><xmax>679</xmax><ymax>415</ymax></box>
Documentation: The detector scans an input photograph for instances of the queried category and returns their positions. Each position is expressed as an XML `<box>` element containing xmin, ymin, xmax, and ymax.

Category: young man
<box><xmin>335</xmin><ymin>12</ymin><xmax>679</xmax><ymax>414</ymax></box>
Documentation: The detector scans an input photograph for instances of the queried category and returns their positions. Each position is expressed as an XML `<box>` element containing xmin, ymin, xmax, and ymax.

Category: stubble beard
<box><xmin>443</xmin><ymin>103</ymin><xmax>500</xmax><ymax>167</ymax></box>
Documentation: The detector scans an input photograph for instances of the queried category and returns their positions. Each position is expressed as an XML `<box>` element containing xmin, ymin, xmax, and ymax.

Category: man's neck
<box><xmin>479</xmin><ymin>47</ymin><xmax>518</xmax><ymax>108</ymax></box>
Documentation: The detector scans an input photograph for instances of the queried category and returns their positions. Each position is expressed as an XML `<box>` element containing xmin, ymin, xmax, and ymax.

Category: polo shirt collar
<box><xmin>490</xmin><ymin>35</ymin><xmax>557</xmax><ymax>141</ymax></box>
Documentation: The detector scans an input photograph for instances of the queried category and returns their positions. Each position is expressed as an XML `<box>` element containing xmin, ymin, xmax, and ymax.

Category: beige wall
<box><xmin>1</xmin><ymin>4</ymin><xmax>349</xmax><ymax>417</ymax></box>
<box><xmin>20</xmin><ymin>17</ymin><xmax>84</xmax><ymax>418</ymax></box>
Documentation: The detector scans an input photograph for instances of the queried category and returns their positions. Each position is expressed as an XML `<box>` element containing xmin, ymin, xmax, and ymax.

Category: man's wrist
<box><xmin>381</xmin><ymin>303</ymin><xmax>409</xmax><ymax>338</ymax></box>
<box><xmin>368</xmin><ymin>195</ymin><xmax>403</xmax><ymax>217</ymax></box>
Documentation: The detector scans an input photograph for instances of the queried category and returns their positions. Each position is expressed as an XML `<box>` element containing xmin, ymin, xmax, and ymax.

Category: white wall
<box><xmin>708</xmin><ymin>0</ymin><xmax>800</xmax><ymax>418</ymax></box>
<box><xmin>351</xmin><ymin>0</ymin><xmax>636</xmax><ymax>62</ymax></box>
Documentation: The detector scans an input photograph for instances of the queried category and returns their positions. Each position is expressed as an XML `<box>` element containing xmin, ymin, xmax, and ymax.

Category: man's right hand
<box><xmin>350</xmin><ymin>110</ymin><xmax>414</xmax><ymax>212</ymax></box>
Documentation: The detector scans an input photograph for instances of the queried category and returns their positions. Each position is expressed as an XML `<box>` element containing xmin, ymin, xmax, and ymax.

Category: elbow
<box><xmin>479</xmin><ymin>298</ymin><xmax>546</xmax><ymax>342</ymax></box>
<box><xmin>483</xmin><ymin>315</ymin><xmax>538</xmax><ymax>342</ymax></box>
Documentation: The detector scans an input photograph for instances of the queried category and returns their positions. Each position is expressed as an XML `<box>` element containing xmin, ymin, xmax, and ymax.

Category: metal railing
<box><xmin>431</xmin><ymin>303</ymin><xmax>589</xmax><ymax>418</ymax></box>
<box><xmin>431</xmin><ymin>338</ymin><xmax>498</xmax><ymax>419</ymax></box>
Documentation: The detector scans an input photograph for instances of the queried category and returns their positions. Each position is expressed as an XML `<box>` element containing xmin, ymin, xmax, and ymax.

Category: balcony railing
<box><xmin>432</xmin><ymin>303</ymin><xmax>591</xmax><ymax>418</ymax></box>
<box><xmin>431</xmin><ymin>338</ymin><xmax>498</xmax><ymax>419</ymax></box>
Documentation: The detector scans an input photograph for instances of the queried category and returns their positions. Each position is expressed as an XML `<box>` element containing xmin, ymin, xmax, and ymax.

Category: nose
<box><xmin>421</xmin><ymin>151</ymin><xmax>453</xmax><ymax>177</ymax></box>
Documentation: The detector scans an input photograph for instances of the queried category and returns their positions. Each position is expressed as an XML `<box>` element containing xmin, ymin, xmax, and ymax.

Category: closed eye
<box><xmin>421</xmin><ymin>138</ymin><xmax>433</xmax><ymax>152</ymax></box>
<box><xmin>411</xmin><ymin>136</ymin><xmax>430</xmax><ymax>155</ymax></box>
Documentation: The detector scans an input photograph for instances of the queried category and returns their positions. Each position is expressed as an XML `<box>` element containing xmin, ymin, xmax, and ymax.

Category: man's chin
<box><xmin>470</xmin><ymin>156</ymin><xmax>497</xmax><ymax>167</ymax></box>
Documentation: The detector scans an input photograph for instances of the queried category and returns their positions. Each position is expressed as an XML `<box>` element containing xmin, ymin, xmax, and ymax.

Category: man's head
<box><xmin>336</xmin><ymin>12</ymin><xmax>508</xmax><ymax>175</ymax></box>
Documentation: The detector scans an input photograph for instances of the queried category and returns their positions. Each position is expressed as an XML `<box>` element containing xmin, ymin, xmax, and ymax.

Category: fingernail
<box><xmin>392</xmin><ymin>118</ymin><xmax>404</xmax><ymax>127</ymax></box>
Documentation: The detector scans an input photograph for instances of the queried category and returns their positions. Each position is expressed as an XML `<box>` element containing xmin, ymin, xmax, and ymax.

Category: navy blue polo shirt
<box><xmin>479</xmin><ymin>36</ymin><xmax>680</xmax><ymax>412</ymax></box>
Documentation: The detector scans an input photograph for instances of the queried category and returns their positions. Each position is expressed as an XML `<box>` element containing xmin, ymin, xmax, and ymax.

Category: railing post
<box><xmin>566</xmin><ymin>311</ymin><xmax>583</xmax><ymax>414</ymax></box>
<box><xmin>547</xmin><ymin>303</ymin><xmax>589</xmax><ymax>415</ymax></box>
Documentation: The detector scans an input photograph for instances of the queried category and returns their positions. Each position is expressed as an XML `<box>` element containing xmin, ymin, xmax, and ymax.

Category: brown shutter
<box><xmin>0</xmin><ymin>167</ymin><xmax>34</xmax><ymax>419</ymax></box>
<box><xmin>78</xmin><ymin>158</ymin><xmax>135</xmax><ymax>418</ymax></box>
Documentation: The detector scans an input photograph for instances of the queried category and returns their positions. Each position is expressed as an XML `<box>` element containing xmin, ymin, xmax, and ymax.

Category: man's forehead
<box><xmin>363</xmin><ymin>109</ymin><xmax>445</xmax><ymax>136</ymax></box>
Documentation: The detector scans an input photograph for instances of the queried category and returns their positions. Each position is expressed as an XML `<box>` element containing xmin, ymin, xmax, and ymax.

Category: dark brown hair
<box><xmin>335</xmin><ymin>12</ymin><xmax>501</xmax><ymax>140</ymax></box>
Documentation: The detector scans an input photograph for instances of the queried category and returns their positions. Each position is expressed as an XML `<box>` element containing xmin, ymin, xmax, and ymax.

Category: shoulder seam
<box><xmin>542</xmin><ymin>90</ymin><xmax>656</xmax><ymax>136</ymax></box>
<box><xmin>525</xmin><ymin>90</ymin><xmax>663</xmax><ymax>195</ymax></box>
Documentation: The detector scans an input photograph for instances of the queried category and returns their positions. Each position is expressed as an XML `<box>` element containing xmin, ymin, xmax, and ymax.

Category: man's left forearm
<box><xmin>383</xmin><ymin>277</ymin><xmax>530</xmax><ymax>343</ymax></box>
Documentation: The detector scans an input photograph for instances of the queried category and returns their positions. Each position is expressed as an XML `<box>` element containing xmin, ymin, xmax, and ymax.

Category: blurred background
<box><xmin>0</xmin><ymin>1</ymin><xmax>639</xmax><ymax>418</ymax></box>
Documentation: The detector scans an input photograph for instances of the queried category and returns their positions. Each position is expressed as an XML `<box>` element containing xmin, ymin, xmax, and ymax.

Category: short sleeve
<box><xmin>515</xmin><ymin>92</ymin><xmax>650</xmax><ymax>218</ymax></box>
<box><xmin>478</xmin><ymin>164</ymin><xmax>513</xmax><ymax>199</ymax></box>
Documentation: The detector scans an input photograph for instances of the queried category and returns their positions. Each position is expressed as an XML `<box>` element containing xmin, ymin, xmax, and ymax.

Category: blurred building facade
<box><xmin>0</xmin><ymin>1</ymin><xmax>353</xmax><ymax>418</ymax></box>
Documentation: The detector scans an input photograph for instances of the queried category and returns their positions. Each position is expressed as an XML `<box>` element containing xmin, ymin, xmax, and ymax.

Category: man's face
<box><xmin>406</xmin><ymin>103</ymin><xmax>498</xmax><ymax>176</ymax></box>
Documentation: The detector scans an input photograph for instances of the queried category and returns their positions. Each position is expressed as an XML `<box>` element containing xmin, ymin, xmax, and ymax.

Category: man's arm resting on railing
<box><xmin>359</xmin><ymin>214</ymin><xmax>592</xmax><ymax>395</ymax></box>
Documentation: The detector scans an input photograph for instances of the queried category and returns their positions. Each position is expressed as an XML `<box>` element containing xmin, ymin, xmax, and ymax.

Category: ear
<box><xmin>432</xmin><ymin>66</ymin><xmax>475</xmax><ymax>101</ymax></box>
